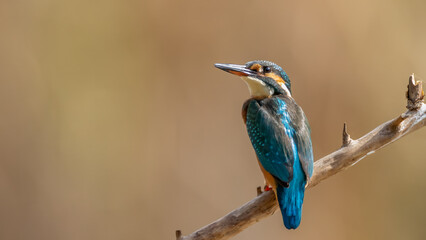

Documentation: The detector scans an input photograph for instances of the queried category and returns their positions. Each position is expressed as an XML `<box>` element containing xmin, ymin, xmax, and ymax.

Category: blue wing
<box><xmin>292</xmin><ymin>110</ymin><xmax>314</xmax><ymax>179</ymax></box>
<box><xmin>245</xmin><ymin>96</ymin><xmax>313</xmax><ymax>183</ymax></box>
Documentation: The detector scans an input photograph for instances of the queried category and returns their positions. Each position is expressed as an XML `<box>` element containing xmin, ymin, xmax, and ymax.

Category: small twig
<box><xmin>256</xmin><ymin>186</ymin><xmax>262</xmax><ymax>196</ymax></box>
<box><xmin>177</xmin><ymin>75</ymin><xmax>425</xmax><ymax>240</ymax></box>
<box><xmin>342</xmin><ymin>122</ymin><xmax>352</xmax><ymax>147</ymax></box>
<box><xmin>407</xmin><ymin>74</ymin><xmax>424</xmax><ymax>110</ymax></box>
<box><xmin>176</xmin><ymin>230</ymin><xmax>182</xmax><ymax>240</ymax></box>
<box><xmin>407</xmin><ymin>73</ymin><xmax>425</xmax><ymax>110</ymax></box>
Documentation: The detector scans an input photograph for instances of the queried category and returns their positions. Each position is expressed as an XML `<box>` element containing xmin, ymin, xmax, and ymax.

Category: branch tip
<box><xmin>342</xmin><ymin>122</ymin><xmax>352</xmax><ymax>147</ymax></box>
<box><xmin>407</xmin><ymin>74</ymin><xmax>424</xmax><ymax>110</ymax></box>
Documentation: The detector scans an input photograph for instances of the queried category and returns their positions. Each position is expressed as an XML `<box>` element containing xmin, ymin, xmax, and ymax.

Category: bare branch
<box><xmin>178</xmin><ymin>76</ymin><xmax>426</xmax><ymax>240</ymax></box>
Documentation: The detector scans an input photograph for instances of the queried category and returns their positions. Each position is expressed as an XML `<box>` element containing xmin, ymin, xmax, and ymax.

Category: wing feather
<box><xmin>246</xmin><ymin>99</ymin><xmax>294</xmax><ymax>183</ymax></box>
<box><xmin>245</xmin><ymin>96</ymin><xmax>314</xmax><ymax>183</ymax></box>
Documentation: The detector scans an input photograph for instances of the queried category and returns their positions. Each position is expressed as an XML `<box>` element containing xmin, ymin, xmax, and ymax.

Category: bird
<box><xmin>214</xmin><ymin>60</ymin><xmax>314</xmax><ymax>229</ymax></box>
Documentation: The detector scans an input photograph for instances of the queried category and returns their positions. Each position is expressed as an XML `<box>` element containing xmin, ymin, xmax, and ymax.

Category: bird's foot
<box><xmin>257</xmin><ymin>185</ymin><xmax>273</xmax><ymax>196</ymax></box>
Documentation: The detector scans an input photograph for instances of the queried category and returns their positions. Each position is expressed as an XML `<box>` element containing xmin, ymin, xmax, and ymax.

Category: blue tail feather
<box><xmin>276</xmin><ymin>160</ymin><xmax>306</xmax><ymax>229</ymax></box>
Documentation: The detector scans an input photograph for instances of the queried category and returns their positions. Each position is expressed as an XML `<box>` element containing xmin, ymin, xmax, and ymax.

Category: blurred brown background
<box><xmin>1</xmin><ymin>0</ymin><xmax>425</xmax><ymax>239</ymax></box>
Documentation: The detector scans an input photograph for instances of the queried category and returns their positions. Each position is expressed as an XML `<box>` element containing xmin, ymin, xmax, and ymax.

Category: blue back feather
<box><xmin>244</xmin><ymin>96</ymin><xmax>313</xmax><ymax>229</ymax></box>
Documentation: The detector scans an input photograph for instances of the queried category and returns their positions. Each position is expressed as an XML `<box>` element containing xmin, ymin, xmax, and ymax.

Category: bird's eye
<box><xmin>264</xmin><ymin>66</ymin><xmax>272</xmax><ymax>73</ymax></box>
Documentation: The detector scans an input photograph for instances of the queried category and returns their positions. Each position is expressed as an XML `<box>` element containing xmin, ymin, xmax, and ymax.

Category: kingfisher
<box><xmin>215</xmin><ymin>60</ymin><xmax>314</xmax><ymax>229</ymax></box>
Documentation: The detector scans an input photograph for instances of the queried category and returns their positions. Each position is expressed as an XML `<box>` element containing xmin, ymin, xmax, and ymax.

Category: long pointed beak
<box><xmin>214</xmin><ymin>63</ymin><xmax>256</xmax><ymax>76</ymax></box>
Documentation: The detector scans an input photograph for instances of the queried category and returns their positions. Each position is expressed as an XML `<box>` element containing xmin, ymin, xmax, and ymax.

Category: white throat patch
<box><xmin>277</xmin><ymin>81</ymin><xmax>291</xmax><ymax>96</ymax></box>
<box><xmin>241</xmin><ymin>76</ymin><xmax>274</xmax><ymax>98</ymax></box>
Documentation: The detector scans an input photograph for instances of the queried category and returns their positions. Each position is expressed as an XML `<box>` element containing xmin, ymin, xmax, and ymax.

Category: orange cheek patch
<box><xmin>266</xmin><ymin>72</ymin><xmax>286</xmax><ymax>86</ymax></box>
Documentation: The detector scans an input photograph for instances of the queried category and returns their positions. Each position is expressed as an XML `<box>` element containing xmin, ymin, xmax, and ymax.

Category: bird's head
<box><xmin>214</xmin><ymin>60</ymin><xmax>291</xmax><ymax>98</ymax></box>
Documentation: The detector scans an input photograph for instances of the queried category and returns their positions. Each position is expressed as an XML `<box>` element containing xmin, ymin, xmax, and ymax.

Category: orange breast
<box><xmin>256</xmin><ymin>157</ymin><xmax>277</xmax><ymax>189</ymax></box>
